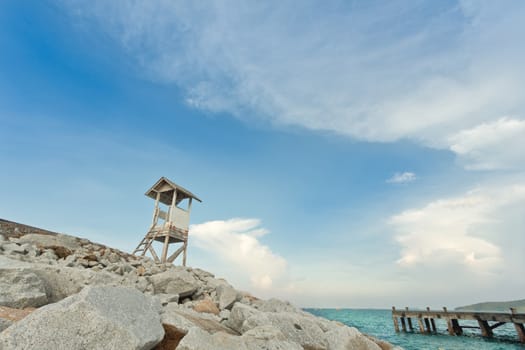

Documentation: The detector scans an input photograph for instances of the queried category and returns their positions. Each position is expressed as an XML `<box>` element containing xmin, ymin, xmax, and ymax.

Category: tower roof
<box><xmin>145</xmin><ymin>177</ymin><xmax>202</xmax><ymax>205</ymax></box>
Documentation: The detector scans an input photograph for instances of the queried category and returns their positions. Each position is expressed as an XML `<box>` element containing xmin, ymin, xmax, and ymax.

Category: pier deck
<box><xmin>392</xmin><ymin>306</ymin><xmax>525</xmax><ymax>343</ymax></box>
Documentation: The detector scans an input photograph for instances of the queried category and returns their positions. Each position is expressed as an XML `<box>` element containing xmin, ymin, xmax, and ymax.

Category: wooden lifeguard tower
<box><xmin>132</xmin><ymin>177</ymin><xmax>201</xmax><ymax>265</ymax></box>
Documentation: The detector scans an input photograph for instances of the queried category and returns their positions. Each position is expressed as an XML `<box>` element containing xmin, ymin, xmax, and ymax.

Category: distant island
<box><xmin>456</xmin><ymin>299</ymin><xmax>525</xmax><ymax>313</ymax></box>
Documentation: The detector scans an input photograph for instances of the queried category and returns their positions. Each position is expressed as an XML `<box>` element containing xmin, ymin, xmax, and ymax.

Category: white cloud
<box><xmin>390</xmin><ymin>183</ymin><xmax>525</xmax><ymax>273</ymax></box>
<box><xmin>62</xmin><ymin>0</ymin><xmax>525</xmax><ymax>170</ymax></box>
<box><xmin>190</xmin><ymin>218</ymin><xmax>287</xmax><ymax>290</ymax></box>
<box><xmin>449</xmin><ymin>118</ymin><xmax>525</xmax><ymax>170</ymax></box>
<box><xmin>386</xmin><ymin>172</ymin><xmax>416</xmax><ymax>184</ymax></box>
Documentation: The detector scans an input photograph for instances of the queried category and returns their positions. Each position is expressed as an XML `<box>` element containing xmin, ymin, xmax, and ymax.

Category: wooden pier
<box><xmin>392</xmin><ymin>306</ymin><xmax>525</xmax><ymax>343</ymax></box>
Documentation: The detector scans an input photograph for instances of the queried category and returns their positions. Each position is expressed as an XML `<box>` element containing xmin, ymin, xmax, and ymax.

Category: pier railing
<box><xmin>391</xmin><ymin>306</ymin><xmax>525</xmax><ymax>343</ymax></box>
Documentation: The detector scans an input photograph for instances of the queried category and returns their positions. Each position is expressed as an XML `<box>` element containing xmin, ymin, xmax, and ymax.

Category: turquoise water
<box><xmin>305</xmin><ymin>309</ymin><xmax>525</xmax><ymax>350</ymax></box>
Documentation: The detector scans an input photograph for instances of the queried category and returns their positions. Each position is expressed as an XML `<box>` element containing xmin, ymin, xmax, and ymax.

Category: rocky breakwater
<box><xmin>0</xmin><ymin>223</ymin><xmax>397</xmax><ymax>349</ymax></box>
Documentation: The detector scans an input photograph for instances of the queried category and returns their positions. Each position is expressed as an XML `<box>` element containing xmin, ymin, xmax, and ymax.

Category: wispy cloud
<box><xmin>62</xmin><ymin>0</ymin><xmax>525</xmax><ymax>170</ymax></box>
<box><xmin>190</xmin><ymin>218</ymin><xmax>287</xmax><ymax>290</ymax></box>
<box><xmin>449</xmin><ymin>118</ymin><xmax>525</xmax><ymax>170</ymax></box>
<box><xmin>386</xmin><ymin>172</ymin><xmax>417</xmax><ymax>184</ymax></box>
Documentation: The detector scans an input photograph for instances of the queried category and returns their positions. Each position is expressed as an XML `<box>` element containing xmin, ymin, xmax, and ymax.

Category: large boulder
<box><xmin>0</xmin><ymin>286</ymin><xmax>164</xmax><ymax>350</ymax></box>
<box><xmin>162</xmin><ymin>304</ymin><xmax>237</xmax><ymax>336</ymax></box>
<box><xmin>216</xmin><ymin>284</ymin><xmax>240</xmax><ymax>310</ymax></box>
<box><xmin>242</xmin><ymin>325</ymin><xmax>303</xmax><ymax>350</ymax></box>
<box><xmin>226</xmin><ymin>302</ymin><xmax>328</xmax><ymax>349</ymax></box>
<box><xmin>224</xmin><ymin>302</ymin><xmax>262</xmax><ymax>333</ymax></box>
<box><xmin>149</xmin><ymin>268</ymin><xmax>200</xmax><ymax>298</ymax></box>
<box><xmin>175</xmin><ymin>326</ymin><xmax>304</xmax><ymax>350</ymax></box>
<box><xmin>260</xmin><ymin>312</ymin><xmax>327</xmax><ymax>349</ymax></box>
<box><xmin>0</xmin><ymin>256</ymin><xmax>48</xmax><ymax>308</ymax></box>
<box><xmin>176</xmin><ymin>327</ymin><xmax>243</xmax><ymax>350</ymax></box>
<box><xmin>253</xmin><ymin>298</ymin><xmax>301</xmax><ymax>313</ymax></box>
<box><xmin>324</xmin><ymin>326</ymin><xmax>382</xmax><ymax>350</ymax></box>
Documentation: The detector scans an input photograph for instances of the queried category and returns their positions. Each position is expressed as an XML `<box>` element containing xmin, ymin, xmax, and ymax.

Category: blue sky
<box><xmin>1</xmin><ymin>0</ymin><xmax>524</xmax><ymax>308</ymax></box>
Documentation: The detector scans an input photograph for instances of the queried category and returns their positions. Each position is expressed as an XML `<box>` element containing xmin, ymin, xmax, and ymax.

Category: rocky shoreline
<box><xmin>0</xmin><ymin>219</ymin><xmax>396</xmax><ymax>349</ymax></box>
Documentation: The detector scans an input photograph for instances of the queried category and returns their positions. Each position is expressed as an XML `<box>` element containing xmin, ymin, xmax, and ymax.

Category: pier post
<box><xmin>406</xmin><ymin>307</ymin><xmax>413</xmax><ymax>331</ymax></box>
<box><xmin>477</xmin><ymin>318</ymin><xmax>493</xmax><ymax>338</ymax></box>
<box><xmin>400</xmin><ymin>316</ymin><xmax>407</xmax><ymax>332</ymax></box>
<box><xmin>451</xmin><ymin>319</ymin><xmax>463</xmax><ymax>335</ymax></box>
<box><xmin>418</xmin><ymin>316</ymin><xmax>426</xmax><ymax>334</ymax></box>
<box><xmin>444</xmin><ymin>307</ymin><xmax>455</xmax><ymax>335</ymax></box>
<box><xmin>392</xmin><ymin>307</ymin><xmax>400</xmax><ymax>332</ymax></box>
<box><xmin>511</xmin><ymin>308</ymin><xmax>525</xmax><ymax>343</ymax></box>
<box><xmin>426</xmin><ymin>307</ymin><xmax>436</xmax><ymax>332</ymax></box>
<box><xmin>424</xmin><ymin>318</ymin><xmax>431</xmax><ymax>332</ymax></box>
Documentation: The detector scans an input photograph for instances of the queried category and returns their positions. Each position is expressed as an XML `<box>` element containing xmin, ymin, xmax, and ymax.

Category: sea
<box><xmin>305</xmin><ymin>309</ymin><xmax>524</xmax><ymax>350</ymax></box>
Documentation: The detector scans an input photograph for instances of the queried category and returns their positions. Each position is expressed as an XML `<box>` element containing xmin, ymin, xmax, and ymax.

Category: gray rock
<box><xmin>107</xmin><ymin>252</ymin><xmax>120</xmax><ymax>263</ymax></box>
<box><xmin>0</xmin><ymin>269</ymin><xmax>48</xmax><ymax>308</ymax></box>
<box><xmin>0</xmin><ymin>318</ymin><xmax>13</xmax><ymax>332</ymax></box>
<box><xmin>0</xmin><ymin>255</ymin><xmax>31</xmax><ymax>269</ymax></box>
<box><xmin>155</xmin><ymin>293</ymin><xmax>179</xmax><ymax>306</ymax></box>
<box><xmin>162</xmin><ymin>304</ymin><xmax>237</xmax><ymax>336</ymax></box>
<box><xmin>32</xmin><ymin>266</ymin><xmax>93</xmax><ymax>303</ymax></box>
<box><xmin>243</xmin><ymin>325</ymin><xmax>303</xmax><ymax>350</ymax></box>
<box><xmin>237</xmin><ymin>309</ymin><xmax>328</xmax><ymax>349</ymax></box>
<box><xmin>39</xmin><ymin>249</ymin><xmax>58</xmax><ymax>261</ymax></box>
<box><xmin>224</xmin><ymin>303</ymin><xmax>262</xmax><ymax>333</ymax></box>
<box><xmin>2</xmin><ymin>243</ymin><xmax>26</xmax><ymax>255</ymax></box>
<box><xmin>219</xmin><ymin>309</ymin><xmax>230</xmax><ymax>321</ymax></box>
<box><xmin>0</xmin><ymin>286</ymin><xmax>164</xmax><ymax>350</ymax></box>
<box><xmin>176</xmin><ymin>326</ymin><xmax>303</xmax><ymax>350</ymax></box>
<box><xmin>324</xmin><ymin>325</ymin><xmax>382</xmax><ymax>350</ymax></box>
<box><xmin>176</xmin><ymin>327</ymin><xmax>243</xmax><ymax>350</ymax></box>
<box><xmin>149</xmin><ymin>268</ymin><xmax>200</xmax><ymax>298</ymax></box>
<box><xmin>192</xmin><ymin>268</ymin><xmax>214</xmax><ymax>280</ymax></box>
<box><xmin>253</xmin><ymin>298</ymin><xmax>300</xmax><ymax>313</ymax></box>
<box><xmin>217</xmin><ymin>284</ymin><xmax>239</xmax><ymax>310</ymax></box>
<box><xmin>242</xmin><ymin>324</ymin><xmax>285</xmax><ymax>340</ymax></box>
<box><xmin>17</xmin><ymin>233</ymin><xmax>80</xmax><ymax>250</ymax></box>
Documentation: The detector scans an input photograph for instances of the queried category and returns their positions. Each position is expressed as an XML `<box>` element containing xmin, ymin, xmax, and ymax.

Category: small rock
<box><xmin>2</xmin><ymin>243</ymin><xmax>25</xmax><ymax>255</ymax></box>
<box><xmin>88</xmin><ymin>260</ymin><xmax>99</xmax><ymax>267</ymax></box>
<box><xmin>77</xmin><ymin>258</ymin><xmax>89</xmax><ymax>268</ymax></box>
<box><xmin>46</xmin><ymin>245</ymin><xmax>72</xmax><ymax>259</ymax></box>
<box><xmin>136</xmin><ymin>265</ymin><xmax>146</xmax><ymax>276</ymax></box>
<box><xmin>219</xmin><ymin>309</ymin><xmax>230</xmax><ymax>321</ymax></box>
<box><xmin>83</xmin><ymin>253</ymin><xmax>98</xmax><ymax>262</ymax></box>
<box><xmin>107</xmin><ymin>252</ymin><xmax>120</xmax><ymax>263</ymax></box>
<box><xmin>155</xmin><ymin>293</ymin><xmax>179</xmax><ymax>306</ymax></box>
<box><xmin>193</xmin><ymin>299</ymin><xmax>220</xmax><ymax>315</ymax></box>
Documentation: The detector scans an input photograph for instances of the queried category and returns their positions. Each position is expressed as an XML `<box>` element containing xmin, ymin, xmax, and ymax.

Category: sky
<box><xmin>1</xmin><ymin>0</ymin><xmax>524</xmax><ymax>308</ymax></box>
